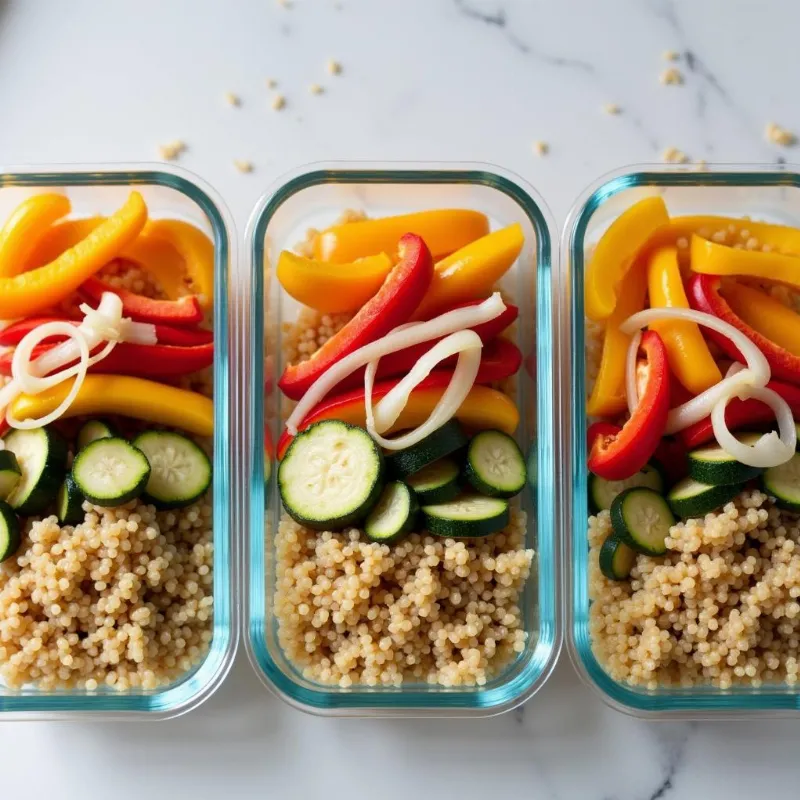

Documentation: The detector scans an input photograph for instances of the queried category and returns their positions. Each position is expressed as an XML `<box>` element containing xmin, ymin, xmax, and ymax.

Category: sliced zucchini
<box><xmin>0</xmin><ymin>500</ymin><xmax>20</xmax><ymax>562</ymax></box>
<box><xmin>589</xmin><ymin>463</ymin><xmax>664</xmax><ymax>513</ymax></box>
<box><xmin>611</xmin><ymin>487</ymin><xmax>675</xmax><ymax>556</ymax></box>
<box><xmin>387</xmin><ymin>420</ymin><xmax>467</xmax><ymax>478</ymax></box>
<box><xmin>599</xmin><ymin>533</ymin><xmax>636</xmax><ymax>581</ymax></box>
<box><xmin>405</xmin><ymin>458</ymin><xmax>460</xmax><ymax>504</ymax></box>
<box><xmin>365</xmin><ymin>481</ymin><xmax>418</xmax><ymax>543</ymax></box>
<box><xmin>688</xmin><ymin>433</ymin><xmax>764</xmax><ymax>485</ymax></box>
<box><xmin>76</xmin><ymin>419</ymin><xmax>117</xmax><ymax>451</ymax></box>
<box><xmin>132</xmin><ymin>431</ymin><xmax>212</xmax><ymax>509</ymax></box>
<box><xmin>667</xmin><ymin>477</ymin><xmax>743</xmax><ymax>519</ymax></box>
<box><xmin>278</xmin><ymin>420</ymin><xmax>384</xmax><ymax>530</ymax></box>
<box><xmin>0</xmin><ymin>450</ymin><xmax>21</xmax><ymax>501</ymax></box>
<box><xmin>72</xmin><ymin>437</ymin><xmax>150</xmax><ymax>507</ymax></box>
<box><xmin>422</xmin><ymin>494</ymin><xmax>509</xmax><ymax>538</ymax></box>
<box><xmin>463</xmin><ymin>429</ymin><xmax>527</xmax><ymax>499</ymax></box>
<box><xmin>57</xmin><ymin>475</ymin><xmax>85</xmax><ymax>525</ymax></box>
<box><xmin>3</xmin><ymin>427</ymin><xmax>68</xmax><ymax>515</ymax></box>
<box><xmin>761</xmin><ymin>453</ymin><xmax>800</xmax><ymax>512</ymax></box>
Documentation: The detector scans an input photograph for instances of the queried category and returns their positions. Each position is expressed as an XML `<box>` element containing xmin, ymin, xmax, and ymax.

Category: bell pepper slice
<box><xmin>588</xmin><ymin>421</ymin><xmax>620</xmax><ymax>452</ymax></box>
<box><xmin>0</xmin><ymin>192</ymin><xmax>147</xmax><ymax>319</ymax></box>
<box><xmin>412</xmin><ymin>223</ymin><xmax>524</xmax><ymax>319</ymax></box>
<box><xmin>140</xmin><ymin>220</ymin><xmax>214</xmax><ymax>307</ymax></box>
<box><xmin>588</xmin><ymin>331</ymin><xmax>670</xmax><ymax>481</ymax></box>
<box><xmin>279</xmin><ymin>233</ymin><xmax>434</xmax><ymax>400</ymax></box>
<box><xmin>0</xmin><ymin>341</ymin><xmax>213</xmax><ymax>379</ymax></box>
<box><xmin>276</xmin><ymin>375</ymin><xmax>519</xmax><ymax>459</ymax></box>
<box><xmin>0</xmin><ymin>316</ymin><xmax>211</xmax><ymax>348</ymax></box>
<box><xmin>687</xmin><ymin>273</ymin><xmax>800</xmax><ymax>384</ymax></box>
<box><xmin>691</xmin><ymin>234</ymin><xmax>800</xmax><ymax>289</ymax></box>
<box><xmin>314</xmin><ymin>209</ymin><xmax>489</xmax><ymax>264</ymax></box>
<box><xmin>24</xmin><ymin>217</ymin><xmax>103</xmax><ymax>268</ymax></box>
<box><xmin>6</xmin><ymin>375</ymin><xmax>213</xmax><ymax>437</ymax></box>
<box><xmin>276</xmin><ymin>250</ymin><xmax>393</xmax><ymax>313</ymax></box>
<box><xmin>586</xmin><ymin>259</ymin><xmax>648</xmax><ymax>418</ymax></box>
<box><xmin>0</xmin><ymin>194</ymin><xmax>71</xmax><ymax>278</ymax></box>
<box><xmin>80</xmin><ymin>275</ymin><xmax>203</xmax><ymax>326</ymax></box>
<box><xmin>679</xmin><ymin>378</ymin><xmax>800</xmax><ymax>450</ymax></box>
<box><xmin>647</xmin><ymin>245</ymin><xmax>721</xmax><ymax>394</ymax></box>
<box><xmin>585</xmin><ymin>196</ymin><xmax>669</xmax><ymax>321</ymax></box>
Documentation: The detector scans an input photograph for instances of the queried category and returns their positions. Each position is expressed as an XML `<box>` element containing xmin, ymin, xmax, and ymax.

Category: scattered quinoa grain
<box><xmin>532</xmin><ymin>141</ymin><xmax>549</xmax><ymax>157</ymax></box>
<box><xmin>662</xmin><ymin>146</ymin><xmax>690</xmax><ymax>164</ymax></box>
<box><xmin>662</xmin><ymin>49</ymin><xmax>680</xmax><ymax>61</ymax></box>
<box><xmin>766</xmin><ymin>122</ymin><xmax>797</xmax><ymax>147</ymax></box>
<box><xmin>660</xmin><ymin>67</ymin><xmax>684</xmax><ymax>85</ymax></box>
<box><xmin>271</xmin><ymin>94</ymin><xmax>287</xmax><ymax>111</ymax></box>
<box><xmin>157</xmin><ymin>140</ymin><xmax>186</xmax><ymax>161</ymax></box>
<box><xmin>266</xmin><ymin>78</ymin><xmax>277</xmax><ymax>89</ymax></box>
<box><xmin>233</xmin><ymin>159</ymin><xmax>254</xmax><ymax>174</ymax></box>
<box><xmin>327</xmin><ymin>60</ymin><xmax>342</xmax><ymax>76</ymax></box>
<box><xmin>309</xmin><ymin>83</ymin><xmax>324</xmax><ymax>95</ymax></box>
<box><xmin>224</xmin><ymin>92</ymin><xmax>241</xmax><ymax>107</ymax></box>
<box><xmin>603</xmin><ymin>103</ymin><xmax>621</xmax><ymax>115</ymax></box>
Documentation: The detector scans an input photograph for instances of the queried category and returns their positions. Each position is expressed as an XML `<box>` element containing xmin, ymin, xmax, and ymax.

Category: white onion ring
<box><xmin>625</xmin><ymin>330</ymin><xmax>642</xmax><ymax>415</ymax></box>
<box><xmin>12</xmin><ymin>322</ymin><xmax>91</xmax><ymax>395</ymax></box>
<box><xmin>286</xmin><ymin>293</ymin><xmax>506</xmax><ymax>435</ymax></box>
<box><xmin>711</xmin><ymin>384</ymin><xmax>796</xmax><ymax>467</ymax></box>
<box><xmin>365</xmin><ymin>330</ymin><xmax>482</xmax><ymax>450</ymax></box>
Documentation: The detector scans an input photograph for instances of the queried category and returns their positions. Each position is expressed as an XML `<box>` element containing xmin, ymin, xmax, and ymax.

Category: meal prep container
<box><xmin>562</xmin><ymin>164</ymin><xmax>800</xmax><ymax>718</ymax></box>
<box><xmin>243</xmin><ymin>162</ymin><xmax>561</xmax><ymax>716</ymax></box>
<box><xmin>0</xmin><ymin>165</ymin><xmax>237</xmax><ymax>720</ymax></box>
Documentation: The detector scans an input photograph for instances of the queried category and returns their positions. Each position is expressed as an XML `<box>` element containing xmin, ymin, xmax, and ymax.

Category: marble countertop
<box><xmin>1</xmin><ymin>0</ymin><xmax>799</xmax><ymax>797</ymax></box>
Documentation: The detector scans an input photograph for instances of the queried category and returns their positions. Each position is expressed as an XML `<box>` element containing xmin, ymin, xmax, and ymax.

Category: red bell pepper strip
<box><xmin>587</xmin><ymin>331</ymin><xmax>670</xmax><ymax>481</ymax></box>
<box><xmin>587</xmin><ymin>421</ymin><xmax>620</xmax><ymax>453</ymax></box>
<box><xmin>679</xmin><ymin>378</ymin><xmax>800</xmax><ymax>450</ymax></box>
<box><xmin>80</xmin><ymin>275</ymin><xmax>204</xmax><ymax>327</ymax></box>
<box><xmin>0</xmin><ymin>316</ymin><xmax>212</xmax><ymax>348</ymax></box>
<box><xmin>278</xmin><ymin>233</ymin><xmax>434</xmax><ymax>400</ymax></box>
<box><xmin>687</xmin><ymin>273</ymin><xmax>800</xmax><ymax>385</ymax></box>
<box><xmin>0</xmin><ymin>341</ymin><xmax>213</xmax><ymax>378</ymax></box>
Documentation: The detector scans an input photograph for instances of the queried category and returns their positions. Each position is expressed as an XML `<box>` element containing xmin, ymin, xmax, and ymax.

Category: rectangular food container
<box><xmin>563</xmin><ymin>164</ymin><xmax>800</xmax><ymax>718</ymax></box>
<box><xmin>244</xmin><ymin>162</ymin><xmax>561</xmax><ymax>716</ymax></box>
<box><xmin>0</xmin><ymin>165</ymin><xmax>237</xmax><ymax>720</ymax></box>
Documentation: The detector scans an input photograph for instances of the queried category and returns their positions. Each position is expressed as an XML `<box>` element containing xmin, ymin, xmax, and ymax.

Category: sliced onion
<box><xmin>365</xmin><ymin>331</ymin><xmax>482</xmax><ymax>450</ymax></box>
<box><xmin>6</xmin><ymin>369</ymin><xmax>88</xmax><ymax>431</ymax></box>
<box><xmin>119</xmin><ymin>319</ymin><xmax>157</xmax><ymax>345</ymax></box>
<box><xmin>711</xmin><ymin>384</ymin><xmax>796</xmax><ymax>467</ymax></box>
<box><xmin>625</xmin><ymin>330</ymin><xmax>642</xmax><ymax>415</ymax></box>
<box><xmin>286</xmin><ymin>292</ymin><xmax>506</xmax><ymax>435</ymax></box>
<box><xmin>12</xmin><ymin>322</ymin><xmax>91</xmax><ymax>395</ymax></box>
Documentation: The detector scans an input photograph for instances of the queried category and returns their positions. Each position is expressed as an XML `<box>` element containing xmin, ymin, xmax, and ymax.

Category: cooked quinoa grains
<box><xmin>274</xmin><ymin>509</ymin><xmax>533</xmax><ymax>687</ymax></box>
<box><xmin>660</xmin><ymin>67</ymin><xmax>684</xmax><ymax>85</ymax></box>
<box><xmin>765</xmin><ymin>122</ymin><xmax>797</xmax><ymax>147</ymax></box>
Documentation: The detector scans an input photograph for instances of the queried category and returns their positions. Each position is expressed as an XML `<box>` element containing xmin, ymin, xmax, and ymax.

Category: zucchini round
<box><xmin>72</xmin><ymin>437</ymin><xmax>151</xmax><ymax>507</ymax></box>
<box><xmin>667</xmin><ymin>477</ymin><xmax>743</xmax><ymax>519</ymax></box>
<box><xmin>422</xmin><ymin>494</ymin><xmax>509</xmax><ymax>538</ymax></box>
<box><xmin>405</xmin><ymin>458</ymin><xmax>460</xmax><ymax>504</ymax></box>
<box><xmin>387</xmin><ymin>420</ymin><xmax>467</xmax><ymax>478</ymax></box>
<box><xmin>57</xmin><ymin>475</ymin><xmax>85</xmax><ymax>525</ymax></box>
<box><xmin>365</xmin><ymin>481</ymin><xmax>418</xmax><ymax>543</ymax></box>
<box><xmin>610</xmin><ymin>487</ymin><xmax>675</xmax><ymax>556</ymax></box>
<box><xmin>3</xmin><ymin>427</ymin><xmax>68</xmax><ymax>515</ymax></box>
<box><xmin>278</xmin><ymin>420</ymin><xmax>384</xmax><ymax>530</ymax></box>
<box><xmin>599</xmin><ymin>533</ymin><xmax>636</xmax><ymax>581</ymax></box>
<box><xmin>687</xmin><ymin>433</ymin><xmax>764</xmax><ymax>485</ymax></box>
<box><xmin>761</xmin><ymin>453</ymin><xmax>800</xmax><ymax>512</ymax></box>
<box><xmin>76</xmin><ymin>419</ymin><xmax>117</xmax><ymax>452</ymax></box>
<box><xmin>0</xmin><ymin>500</ymin><xmax>20</xmax><ymax>562</ymax></box>
<box><xmin>0</xmin><ymin>450</ymin><xmax>21</xmax><ymax>502</ymax></box>
<box><xmin>463</xmin><ymin>429</ymin><xmax>527</xmax><ymax>499</ymax></box>
<box><xmin>589</xmin><ymin>463</ymin><xmax>664</xmax><ymax>513</ymax></box>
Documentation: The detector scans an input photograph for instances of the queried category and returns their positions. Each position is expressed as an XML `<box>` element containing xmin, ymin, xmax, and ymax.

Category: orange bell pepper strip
<box><xmin>138</xmin><ymin>220</ymin><xmax>214</xmax><ymax>307</ymax></box>
<box><xmin>276</xmin><ymin>377</ymin><xmax>519</xmax><ymax>459</ymax></box>
<box><xmin>276</xmin><ymin>250</ymin><xmax>393</xmax><ymax>313</ymax></box>
<box><xmin>647</xmin><ymin>246</ymin><xmax>721</xmax><ymax>393</ymax></box>
<box><xmin>412</xmin><ymin>223</ymin><xmax>524</xmax><ymax>319</ymax></box>
<box><xmin>314</xmin><ymin>209</ymin><xmax>489</xmax><ymax>263</ymax></box>
<box><xmin>691</xmin><ymin>234</ymin><xmax>800</xmax><ymax>289</ymax></box>
<box><xmin>587</xmin><ymin>259</ymin><xmax>648</xmax><ymax>418</ymax></box>
<box><xmin>6</xmin><ymin>375</ymin><xmax>213</xmax><ymax>437</ymax></box>
<box><xmin>0</xmin><ymin>194</ymin><xmax>71</xmax><ymax>278</ymax></box>
<box><xmin>585</xmin><ymin>196</ymin><xmax>669</xmax><ymax>321</ymax></box>
<box><xmin>24</xmin><ymin>217</ymin><xmax>104</xmax><ymax>267</ymax></box>
<box><xmin>0</xmin><ymin>192</ymin><xmax>147</xmax><ymax>319</ymax></box>
<box><xmin>721</xmin><ymin>280</ymin><xmax>800</xmax><ymax>357</ymax></box>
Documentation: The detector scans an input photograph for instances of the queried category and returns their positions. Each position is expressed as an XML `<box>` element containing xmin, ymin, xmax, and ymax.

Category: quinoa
<box><xmin>274</xmin><ymin>509</ymin><xmax>533</xmax><ymax>688</ymax></box>
<box><xmin>0</xmin><ymin>498</ymin><xmax>213</xmax><ymax>691</ymax></box>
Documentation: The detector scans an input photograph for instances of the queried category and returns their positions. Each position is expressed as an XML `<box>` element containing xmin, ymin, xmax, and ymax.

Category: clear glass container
<box><xmin>243</xmin><ymin>162</ymin><xmax>561</xmax><ymax>716</ymax></box>
<box><xmin>562</xmin><ymin>164</ymin><xmax>800</xmax><ymax>718</ymax></box>
<box><xmin>0</xmin><ymin>164</ymin><xmax>237</xmax><ymax>719</ymax></box>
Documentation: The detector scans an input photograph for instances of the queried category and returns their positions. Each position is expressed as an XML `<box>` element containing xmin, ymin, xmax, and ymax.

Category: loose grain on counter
<box><xmin>274</xmin><ymin>509</ymin><xmax>533</xmax><ymax>688</ymax></box>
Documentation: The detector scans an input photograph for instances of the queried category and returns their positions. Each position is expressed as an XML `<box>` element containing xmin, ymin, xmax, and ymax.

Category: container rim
<box><xmin>561</xmin><ymin>162</ymin><xmax>800</xmax><ymax>719</ymax></box>
<box><xmin>0</xmin><ymin>163</ymin><xmax>239</xmax><ymax>720</ymax></box>
<box><xmin>243</xmin><ymin>160</ymin><xmax>563</xmax><ymax>717</ymax></box>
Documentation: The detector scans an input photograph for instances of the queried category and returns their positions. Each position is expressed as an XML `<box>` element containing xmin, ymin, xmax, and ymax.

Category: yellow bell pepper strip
<box><xmin>314</xmin><ymin>209</ymin><xmax>490</xmax><ymax>264</ymax></box>
<box><xmin>646</xmin><ymin>245</ymin><xmax>721</xmax><ymax>393</ymax></box>
<box><xmin>138</xmin><ymin>220</ymin><xmax>214</xmax><ymax>307</ymax></box>
<box><xmin>276</xmin><ymin>250</ymin><xmax>393</xmax><ymax>313</ymax></box>
<box><xmin>585</xmin><ymin>196</ymin><xmax>669</xmax><ymax>321</ymax></box>
<box><xmin>411</xmin><ymin>223</ymin><xmax>524</xmax><ymax>320</ymax></box>
<box><xmin>587</xmin><ymin>259</ymin><xmax>648</xmax><ymax>418</ymax></box>
<box><xmin>276</xmin><ymin>376</ymin><xmax>518</xmax><ymax>458</ymax></box>
<box><xmin>6</xmin><ymin>375</ymin><xmax>213</xmax><ymax>437</ymax></box>
<box><xmin>24</xmin><ymin>217</ymin><xmax>104</xmax><ymax>268</ymax></box>
<box><xmin>691</xmin><ymin>233</ymin><xmax>800</xmax><ymax>289</ymax></box>
<box><xmin>0</xmin><ymin>192</ymin><xmax>147</xmax><ymax>319</ymax></box>
<box><xmin>0</xmin><ymin>194</ymin><xmax>71</xmax><ymax>278</ymax></box>
<box><xmin>721</xmin><ymin>280</ymin><xmax>800</xmax><ymax>357</ymax></box>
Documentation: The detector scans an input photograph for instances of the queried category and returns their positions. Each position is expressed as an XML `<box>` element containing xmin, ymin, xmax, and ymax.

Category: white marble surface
<box><xmin>0</xmin><ymin>0</ymin><xmax>799</xmax><ymax>797</ymax></box>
